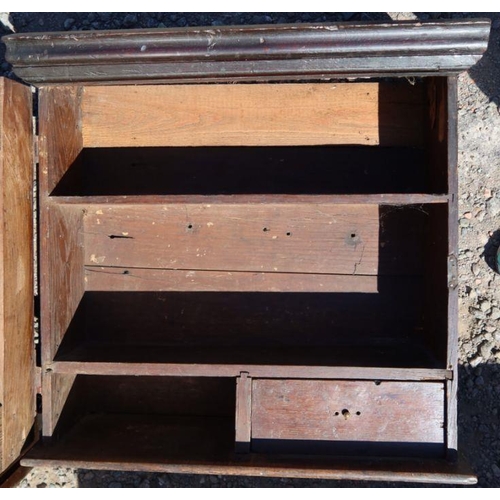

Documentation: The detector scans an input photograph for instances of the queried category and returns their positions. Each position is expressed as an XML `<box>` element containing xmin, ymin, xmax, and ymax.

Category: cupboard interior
<box><xmin>37</xmin><ymin>78</ymin><xmax>452</xmax><ymax>460</ymax></box>
<box><xmin>51</xmin><ymin>203</ymin><xmax>449</xmax><ymax>370</ymax></box>
<box><xmin>27</xmin><ymin>375</ymin><xmax>445</xmax><ymax>467</ymax></box>
<box><xmin>45</xmin><ymin>79</ymin><xmax>448</xmax><ymax>197</ymax></box>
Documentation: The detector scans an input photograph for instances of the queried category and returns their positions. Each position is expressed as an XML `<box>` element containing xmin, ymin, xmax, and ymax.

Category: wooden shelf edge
<box><xmin>19</xmin><ymin>456</ymin><xmax>476</xmax><ymax>485</ymax></box>
<box><xmin>49</xmin><ymin>362</ymin><xmax>452</xmax><ymax>381</ymax></box>
<box><xmin>50</xmin><ymin>194</ymin><xmax>450</xmax><ymax>206</ymax></box>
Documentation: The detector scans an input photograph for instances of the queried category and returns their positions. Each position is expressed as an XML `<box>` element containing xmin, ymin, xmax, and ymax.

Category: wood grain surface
<box><xmin>0</xmin><ymin>78</ymin><xmax>35</xmax><ymax>472</ymax></box>
<box><xmin>252</xmin><ymin>380</ymin><xmax>445</xmax><ymax>447</ymax></box>
<box><xmin>81</xmin><ymin>83</ymin><xmax>424</xmax><ymax>148</ymax></box>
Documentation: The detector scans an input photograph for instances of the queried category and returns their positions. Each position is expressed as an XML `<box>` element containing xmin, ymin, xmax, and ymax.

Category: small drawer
<box><xmin>251</xmin><ymin>379</ymin><xmax>445</xmax><ymax>457</ymax></box>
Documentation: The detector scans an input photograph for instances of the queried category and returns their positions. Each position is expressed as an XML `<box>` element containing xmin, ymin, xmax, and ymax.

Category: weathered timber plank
<box><xmin>81</xmin><ymin>83</ymin><xmax>424</xmax><ymax>148</ymax></box>
<box><xmin>446</xmin><ymin>76</ymin><xmax>459</xmax><ymax>455</ymax></box>
<box><xmin>38</xmin><ymin>87</ymin><xmax>85</xmax><ymax>438</ymax></box>
<box><xmin>55</xmin><ymin>194</ymin><xmax>450</xmax><ymax>205</ymax></box>
<box><xmin>0</xmin><ymin>78</ymin><xmax>35</xmax><ymax>473</ymax></box>
<box><xmin>38</xmin><ymin>86</ymin><xmax>82</xmax><ymax>195</ymax></box>
<box><xmin>235</xmin><ymin>373</ymin><xmax>252</xmax><ymax>453</ymax></box>
<box><xmin>50</xmin><ymin>361</ymin><xmax>451</xmax><ymax>381</ymax></box>
<box><xmin>83</xmin><ymin>203</ymin><xmax>426</xmax><ymax>276</ymax></box>
<box><xmin>40</xmin><ymin>204</ymin><xmax>84</xmax><ymax>436</ymax></box>
<box><xmin>39</xmin><ymin>205</ymin><xmax>84</xmax><ymax>436</ymax></box>
<box><xmin>21</xmin><ymin>413</ymin><xmax>475</xmax><ymax>484</ymax></box>
<box><xmin>84</xmin><ymin>203</ymin><xmax>380</xmax><ymax>275</ymax></box>
<box><xmin>84</xmin><ymin>267</ymin><xmax>379</xmax><ymax>293</ymax></box>
<box><xmin>252</xmin><ymin>380</ymin><xmax>445</xmax><ymax>446</ymax></box>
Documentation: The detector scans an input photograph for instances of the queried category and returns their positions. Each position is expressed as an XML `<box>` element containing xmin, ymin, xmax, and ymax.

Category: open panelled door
<box><xmin>0</xmin><ymin>77</ymin><xmax>36</xmax><ymax>481</ymax></box>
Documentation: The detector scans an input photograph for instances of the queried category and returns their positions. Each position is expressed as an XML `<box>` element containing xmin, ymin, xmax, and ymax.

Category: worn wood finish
<box><xmin>50</xmin><ymin>359</ymin><xmax>451</xmax><ymax>381</ymax></box>
<box><xmin>39</xmin><ymin>204</ymin><xmax>84</xmax><ymax>437</ymax></box>
<box><xmin>0</xmin><ymin>465</ymin><xmax>32</xmax><ymax>488</ymax></box>
<box><xmin>21</xmin><ymin>413</ymin><xmax>476</xmax><ymax>485</ymax></box>
<box><xmin>235</xmin><ymin>373</ymin><xmax>252</xmax><ymax>453</ymax></box>
<box><xmin>421</xmin><ymin>78</ymin><xmax>450</xmax><ymax>369</ymax></box>
<box><xmin>84</xmin><ymin>267</ymin><xmax>379</xmax><ymax>293</ymax></box>
<box><xmin>3</xmin><ymin>20</ymin><xmax>490</xmax><ymax>84</ymax></box>
<box><xmin>38</xmin><ymin>86</ymin><xmax>82</xmax><ymax>195</ymax></box>
<box><xmin>83</xmin><ymin>203</ymin><xmax>379</xmax><ymax>275</ymax></box>
<box><xmin>83</xmin><ymin>203</ymin><xmax>426</xmax><ymax>277</ymax></box>
<box><xmin>42</xmin><ymin>374</ymin><xmax>77</xmax><ymax>438</ymax></box>
<box><xmin>80</xmin><ymin>83</ymin><xmax>424</xmax><ymax>148</ymax></box>
<box><xmin>41</xmin><ymin>206</ymin><xmax>85</xmax><ymax>362</ymax></box>
<box><xmin>446</xmin><ymin>76</ymin><xmax>459</xmax><ymax>455</ymax></box>
<box><xmin>37</xmin><ymin>87</ymin><xmax>84</xmax><ymax>438</ymax></box>
<box><xmin>252</xmin><ymin>380</ymin><xmax>445</xmax><ymax>455</ymax></box>
<box><xmin>0</xmin><ymin>78</ymin><xmax>35</xmax><ymax>473</ymax></box>
<box><xmin>57</xmin><ymin>194</ymin><xmax>450</xmax><ymax>206</ymax></box>
<box><xmin>5</xmin><ymin>20</ymin><xmax>480</xmax><ymax>482</ymax></box>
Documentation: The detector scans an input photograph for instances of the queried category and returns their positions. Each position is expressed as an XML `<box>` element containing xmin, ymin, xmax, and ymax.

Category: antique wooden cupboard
<box><xmin>0</xmin><ymin>19</ymin><xmax>491</xmax><ymax>486</ymax></box>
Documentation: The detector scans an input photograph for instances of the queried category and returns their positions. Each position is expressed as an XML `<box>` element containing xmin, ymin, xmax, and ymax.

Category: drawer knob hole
<box><xmin>342</xmin><ymin>409</ymin><xmax>350</xmax><ymax>420</ymax></box>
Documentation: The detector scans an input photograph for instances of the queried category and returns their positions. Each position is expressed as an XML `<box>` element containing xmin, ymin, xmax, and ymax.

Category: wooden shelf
<box><xmin>22</xmin><ymin>413</ymin><xmax>475</xmax><ymax>484</ymax></box>
<box><xmin>52</xmin><ymin>343</ymin><xmax>449</xmax><ymax>379</ymax></box>
<box><xmin>51</xmin><ymin>360</ymin><xmax>451</xmax><ymax>381</ymax></box>
<box><xmin>51</xmin><ymin>194</ymin><xmax>449</xmax><ymax>206</ymax></box>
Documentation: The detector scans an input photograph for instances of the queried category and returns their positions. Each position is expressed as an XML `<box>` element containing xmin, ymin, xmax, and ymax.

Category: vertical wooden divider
<box><xmin>38</xmin><ymin>86</ymin><xmax>84</xmax><ymax>437</ymax></box>
<box><xmin>235</xmin><ymin>373</ymin><xmax>252</xmax><ymax>453</ymax></box>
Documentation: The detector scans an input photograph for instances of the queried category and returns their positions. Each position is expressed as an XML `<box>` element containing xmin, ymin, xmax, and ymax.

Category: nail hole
<box><xmin>123</xmin><ymin>270</ymin><xmax>130</xmax><ymax>275</ymax></box>
<box><xmin>351</xmin><ymin>233</ymin><xmax>356</xmax><ymax>238</ymax></box>
<box><xmin>286</xmin><ymin>232</ymin><xmax>291</xmax><ymax>236</ymax></box>
<box><xmin>334</xmin><ymin>411</ymin><xmax>339</xmax><ymax>416</ymax></box>
<box><xmin>374</xmin><ymin>380</ymin><xmax>381</xmax><ymax>386</ymax></box>
<box><xmin>187</xmin><ymin>224</ymin><xmax>193</xmax><ymax>229</ymax></box>
<box><xmin>263</xmin><ymin>227</ymin><xmax>269</xmax><ymax>232</ymax></box>
<box><xmin>356</xmin><ymin>411</ymin><xmax>361</xmax><ymax>416</ymax></box>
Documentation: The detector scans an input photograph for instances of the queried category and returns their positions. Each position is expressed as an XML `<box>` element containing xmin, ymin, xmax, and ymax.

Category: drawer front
<box><xmin>251</xmin><ymin>379</ymin><xmax>445</xmax><ymax>457</ymax></box>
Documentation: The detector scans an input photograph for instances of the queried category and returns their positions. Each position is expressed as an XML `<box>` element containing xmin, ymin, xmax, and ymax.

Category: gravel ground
<box><xmin>1</xmin><ymin>11</ymin><xmax>499</xmax><ymax>488</ymax></box>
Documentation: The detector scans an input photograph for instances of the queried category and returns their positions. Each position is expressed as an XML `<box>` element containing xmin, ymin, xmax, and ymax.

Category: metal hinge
<box><xmin>447</xmin><ymin>254</ymin><xmax>458</xmax><ymax>289</ymax></box>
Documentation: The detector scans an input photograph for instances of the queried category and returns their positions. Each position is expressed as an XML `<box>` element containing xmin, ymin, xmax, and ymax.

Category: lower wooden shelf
<box><xmin>22</xmin><ymin>413</ymin><xmax>475</xmax><ymax>485</ymax></box>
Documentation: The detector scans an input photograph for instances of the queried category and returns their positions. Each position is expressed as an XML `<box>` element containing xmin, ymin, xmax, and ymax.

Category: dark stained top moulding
<box><xmin>2</xmin><ymin>20</ymin><xmax>491</xmax><ymax>85</ymax></box>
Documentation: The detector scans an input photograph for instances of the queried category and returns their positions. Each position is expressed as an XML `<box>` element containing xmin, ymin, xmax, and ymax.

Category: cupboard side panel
<box><xmin>0</xmin><ymin>78</ymin><xmax>35</xmax><ymax>472</ymax></box>
<box><xmin>446</xmin><ymin>76</ymin><xmax>459</xmax><ymax>455</ymax></box>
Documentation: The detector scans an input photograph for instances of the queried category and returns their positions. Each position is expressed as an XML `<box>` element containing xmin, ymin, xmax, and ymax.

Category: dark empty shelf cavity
<box><xmin>55</xmin><ymin>284</ymin><xmax>445</xmax><ymax>370</ymax></box>
<box><xmin>50</xmin><ymin>146</ymin><xmax>438</xmax><ymax>197</ymax></box>
<box><xmin>55</xmin><ymin>343</ymin><xmax>442</xmax><ymax>371</ymax></box>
